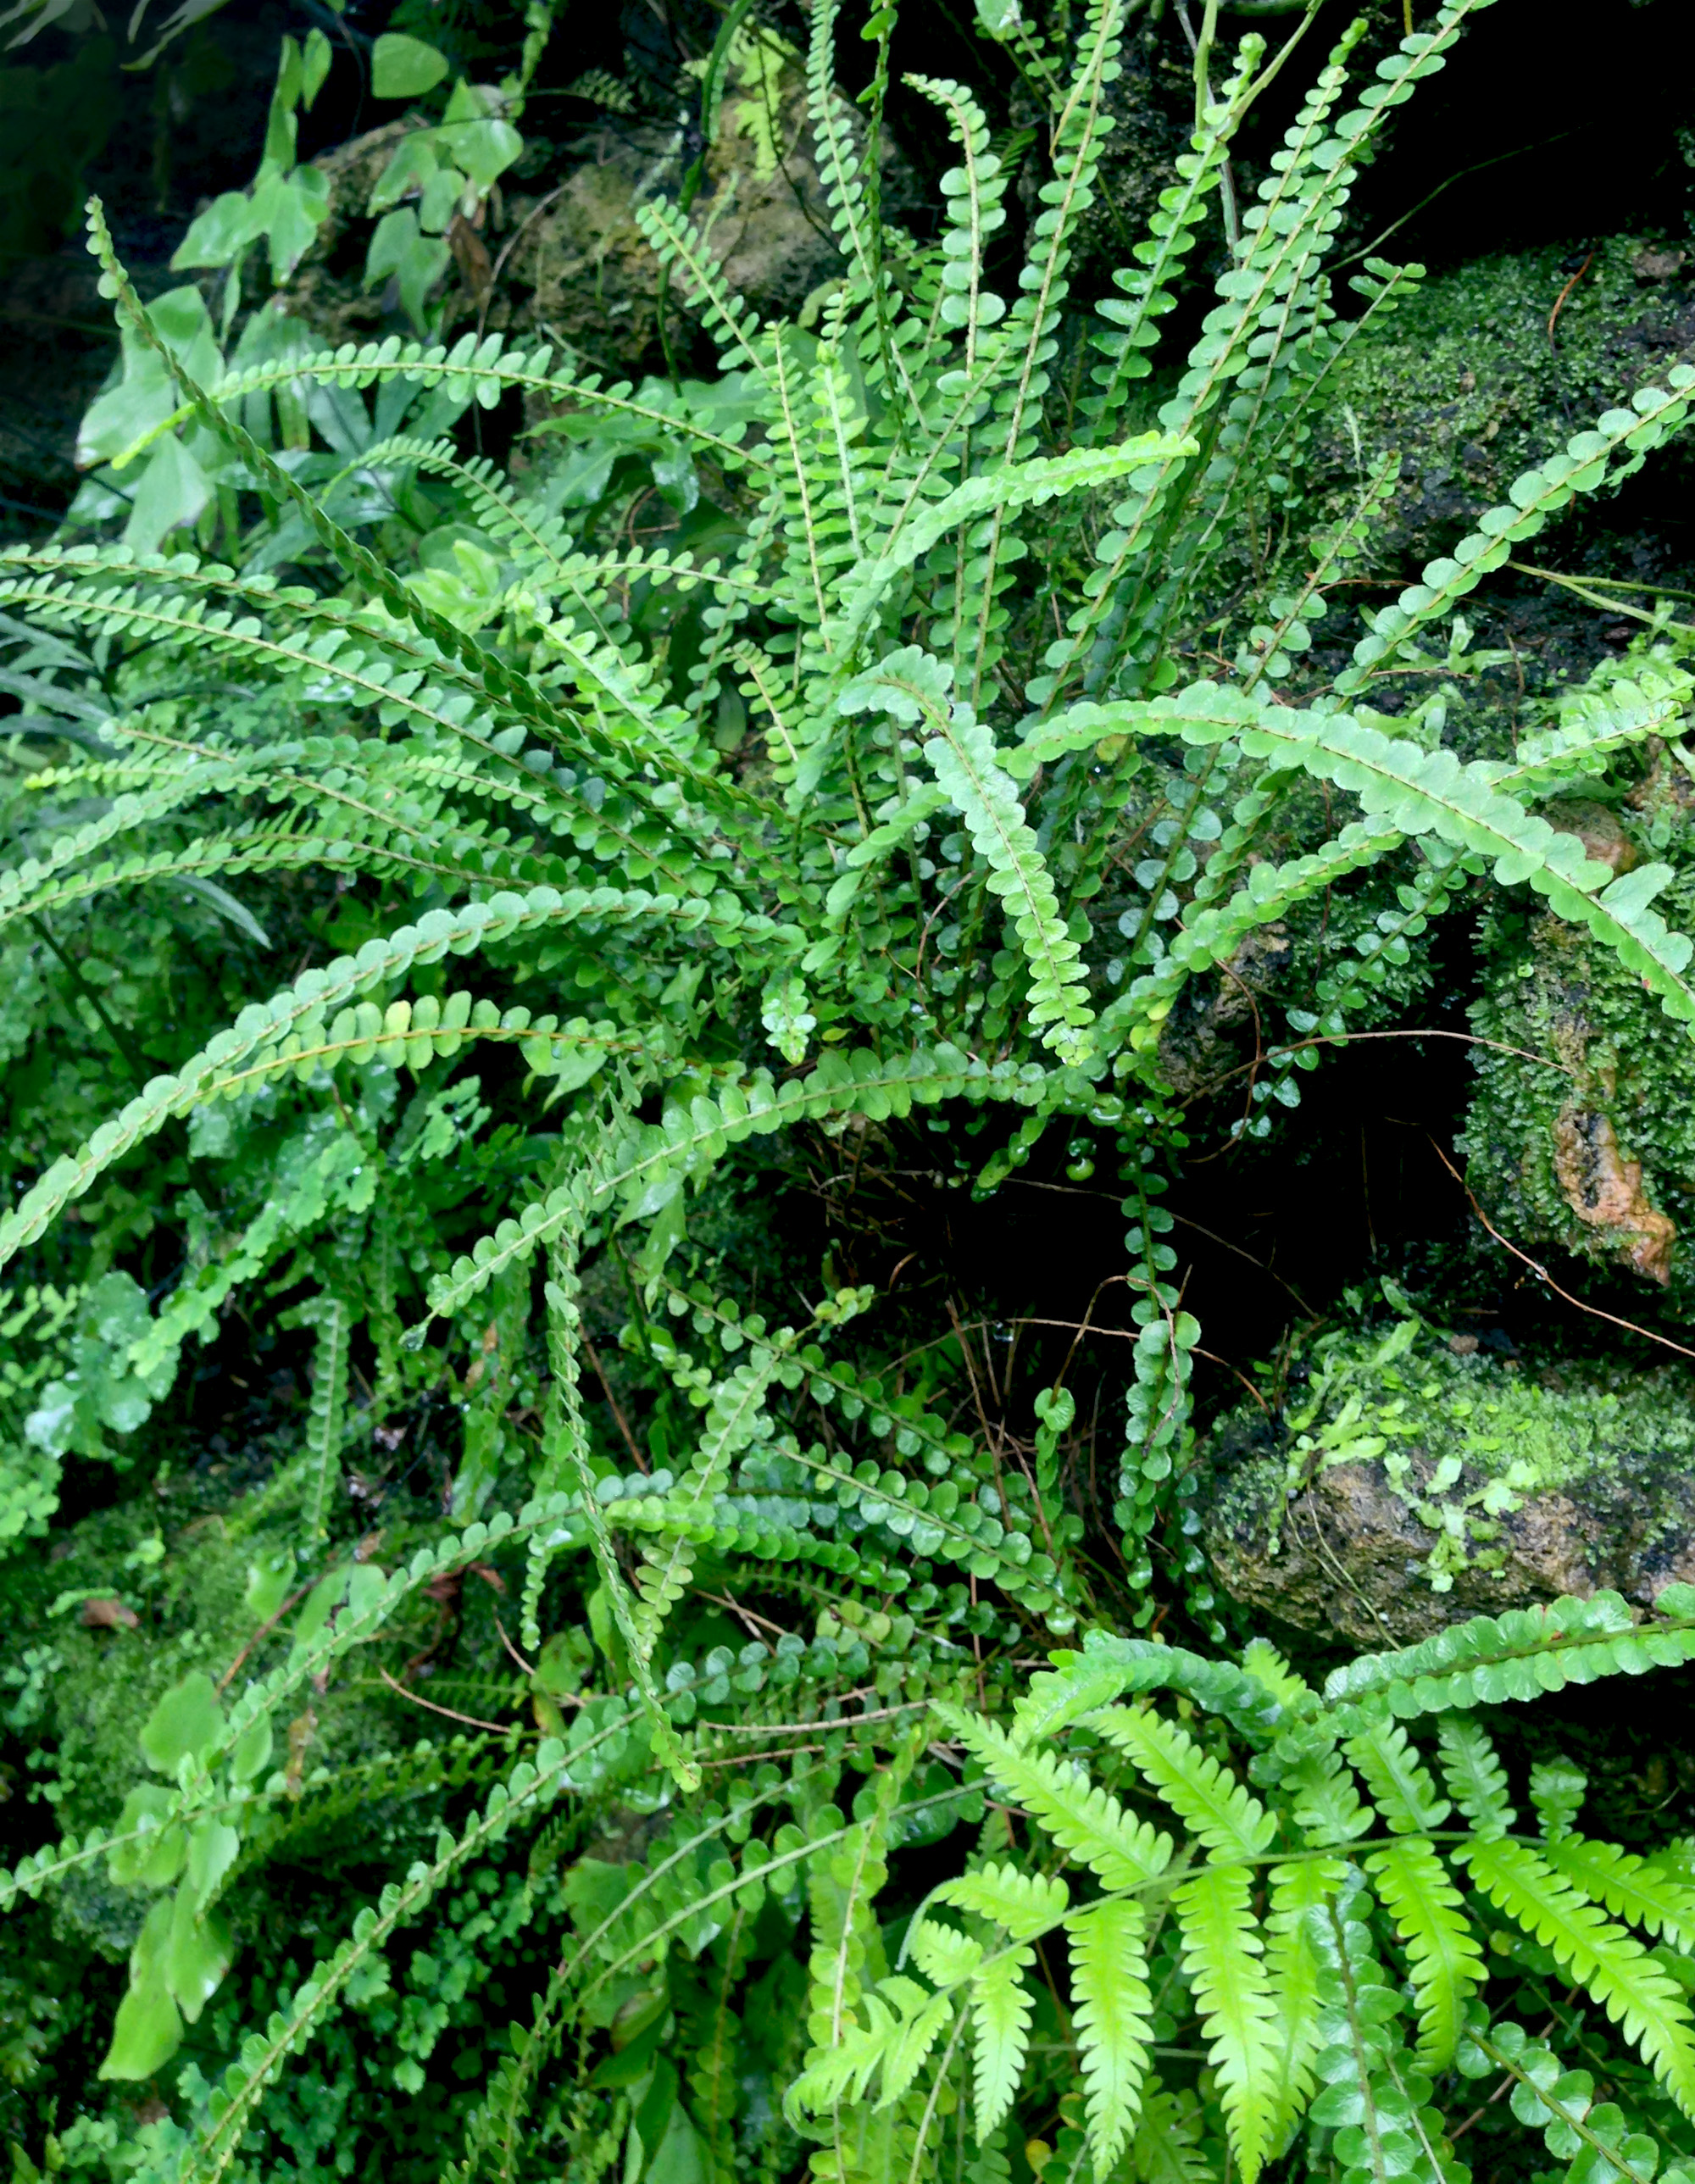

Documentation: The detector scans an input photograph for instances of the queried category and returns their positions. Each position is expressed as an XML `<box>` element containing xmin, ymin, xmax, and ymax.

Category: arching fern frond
<box><xmin>1087</xmin><ymin>1705</ymin><xmax>1275</xmax><ymax>1861</ymax></box>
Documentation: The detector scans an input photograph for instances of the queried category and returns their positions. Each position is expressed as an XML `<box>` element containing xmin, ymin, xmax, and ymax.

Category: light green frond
<box><xmin>1463</xmin><ymin>1836</ymin><xmax>1695</xmax><ymax>2115</ymax></box>
<box><xmin>1343</xmin><ymin>1720</ymin><xmax>1451</xmax><ymax>1835</ymax></box>
<box><xmin>1069</xmin><ymin>1897</ymin><xmax>1153</xmax><ymax>2179</ymax></box>
<box><xmin>970</xmin><ymin>1947</ymin><xmax>1036</xmax><ymax>2142</ymax></box>
<box><xmin>1489</xmin><ymin>679</ymin><xmax>1690</xmax><ymax>797</ymax></box>
<box><xmin>906</xmin><ymin>1920</ymin><xmax>985</xmax><ymax>1990</ymax></box>
<box><xmin>1264</xmin><ymin>1858</ymin><xmax>1345</xmax><ymax>2153</ymax></box>
<box><xmin>1323</xmin><ymin>1592</ymin><xmax>1695</xmax><ymax>1724</ymax></box>
<box><xmin>1543</xmin><ymin>1835</ymin><xmax>1695</xmax><ymax>1955</ymax></box>
<box><xmin>921</xmin><ymin>703</ymin><xmax>1096</xmax><ymax>1061</ymax></box>
<box><xmin>1337</xmin><ymin>368</ymin><xmax>1695</xmax><ymax>698</ymax></box>
<box><xmin>631</xmin><ymin>1347</ymin><xmax>786</xmax><ymax>1650</ymax></box>
<box><xmin>1089</xmin><ymin>1706</ymin><xmax>1275</xmax><ymax>1861</ymax></box>
<box><xmin>1173</xmin><ymin>1862</ymin><xmax>1281</xmax><ymax>2184</ymax></box>
<box><xmin>931</xmin><ymin>1705</ymin><xmax>1171</xmax><ymax>1892</ymax></box>
<box><xmin>298</xmin><ymin>1294</ymin><xmax>349</xmax><ymax>1544</ymax></box>
<box><xmin>876</xmin><ymin>1978</ymin><xmax>955</xmax><ymax>2109</ymax></box>
<box><xmin>789</xmin><ymin>1991</ymin><xmax>903</xmax><ymax>2118</ymax></box>
<box><xmin>1365</xmin><ymin>1837</ymin><xmax>1485</xmax><ymax>2070</ymax></box>
<box><xmin>1437</xmin><ymin>1717</ymin><xmax>1516</xmax><ymax>1837</ymax></box>
<box><xmin>1014</xmin><ymin>1637</ymin><xmax>1289</xmax><ymax>1745</ymax></box>
<box><xmin>932</xmin><ymin>1862</ymin><xmax>1070</xmax><ymax>1942</ymax></box>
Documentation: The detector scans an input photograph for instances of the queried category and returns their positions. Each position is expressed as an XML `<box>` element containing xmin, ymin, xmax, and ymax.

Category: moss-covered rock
<box><xmin>1462</xmin><ymin>643</ymin><xmax>1695</xmax><ymax>1298</ymax></box>
<box><xmin>281</xmin><ymin>28</ymin><xmax>854</xmax><ymax>372</ymax></box>
<box><xmin>1313</xmin><ymin>236</ymin><xmax>1695</xmax><ymax>571</ymax></box>
<box><xmin>1201</xmin><ymin>1313</ymin><xmax>1695</xmax><ymax>1643</ymax></box>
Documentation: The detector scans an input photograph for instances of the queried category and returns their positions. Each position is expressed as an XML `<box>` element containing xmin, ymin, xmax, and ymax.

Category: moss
<box><xmin>0</xmin><ymin>1459</ymin><xmax>491</xmax><ymax>1976</ymax></box>
<box><xmin>1202</xmin><ymin>1308</ymin><xmax>1695</xmax><ymax>1639</ymax></box>
<box><xmin>1225</xmin><ymin>1311</ymin><xmax>1695</xmax><ymax>1541</ymax></box>
<box><xmin>1313</xmin><ymin>236</ymin><xmax>1695</xmax><ymax>572</ymax></box>
<box><xmin>1462</xmin><ymin>642</ymin><xmax>1695</xmax><ymax>1299</ymax></box>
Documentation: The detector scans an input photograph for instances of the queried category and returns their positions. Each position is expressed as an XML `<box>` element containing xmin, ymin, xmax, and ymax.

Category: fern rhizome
<box><xmin>8</xmin><ymin>3</ymin><xmax>1695</xmax><ymax>2182</ymax></box>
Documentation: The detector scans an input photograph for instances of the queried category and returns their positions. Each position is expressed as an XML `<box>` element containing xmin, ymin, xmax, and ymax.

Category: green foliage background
<box><xmin>5</xmin><ymin>6</ymin><xmax>1695</xmax><ymax>2184</ymax></box>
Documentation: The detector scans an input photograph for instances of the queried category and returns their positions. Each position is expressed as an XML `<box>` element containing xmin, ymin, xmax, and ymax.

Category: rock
<box><xmin>1465</xmin><ymin>832</ymin><xmax>1693</xmax><ymax>1300</ymax></box>
<box><xmin>264</xmin><ymin>29</ymin><xmax>873</xmax><ymax>375</ymax></box>
<box><xmin>1542</xmin><ymin>797</ymin><xmax>1641</xmax><ymax>875</ymax></box>
<box><xmin>1206</xmin><ymin>1434</ymin><xmax>1695</xmax><ymax>1645</ymax></box>
<box><xmin>482</xmin><ymin>31</ymin><xmax>852</xmax><ymax>371</ymax></box>
<box><xmin>1201</xmin><ymin>1318</ymin><xmax>1695</xmax><ymax>1644</ymax></box>
<box><xmin>1154</xmin><ymin>921</ymin><xmax>1294</xmax><ymax>1097</ymax></box>
<box><xmin>1551</xmin><ymin>1104</ymin><xmax>1676</xmax><ymax>1283</ymax></box>
<box><xmin>279</xmin><ymin>121</ymin><xmax>414</xmax><ymax>347</ymax></box>
<box><xmin>1309</xmin><ymin>236</ymin><xmax>1695</xmax><ymax>586</ymax></box>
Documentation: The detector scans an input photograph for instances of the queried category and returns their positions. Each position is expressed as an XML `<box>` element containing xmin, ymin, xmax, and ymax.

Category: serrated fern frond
<box><xmin>1173</xmin><ymin>1862</ymin><xmax>1281</xmax><ymax>2184</ymax></box>
<box><xmin>1364</xmin><ymin>1837</ymin><xmax>1485</xmax><ymax>2070</ymax></box>
<box><xmin>1543</xmin><ymin>1835</ymin><xmax>1695</xmax><ymax>1953</ymax></box>
<box><xmin>1463</xmin><ymin>1837</ymin><xmax>1695</xmax><ymax>2115</ymax></box>
<box><xmin>931</xmin><ymin>1705</ymin><xmax>1170</xmax><ymax>1893</ymax></box>
<box><xmin>1088</xmin><ymin>1705</ymin><xmax>1275</xmax><ymax>1861</ymax></box>
<box><xmin>1069</xmin><ymin>1897</ymin><xmax>1153</xmax><ymax>2178</ymax></box>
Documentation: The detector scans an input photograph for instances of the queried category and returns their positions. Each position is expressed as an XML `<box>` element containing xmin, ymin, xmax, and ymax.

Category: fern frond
<box><xmin>421</xmin><ymin>1042</ymin><xmax>1026</xmax><ymax>1327</ymax></box>
<box><xmin>906</xmin><ymin>1920</ymin><xmax>986</xmax><ymax>1990</ymax></box>
<box><xmin>1173</xmin><ymin>1862</ymin><xmax>1281</xmax><ymax>2184</ymax></box>
<box><xmin>923</xmin><ymin>703</ymin><xmax>1095</xmax><ymax>1062</ymax></box>
<box><xmin>1027</xmin><ymin>0</ymin><xmax>1504</xmax><ymax>718</ymax></box>
<box><xmin>1129</xmin><ymin>2084</ymin><xmax>1216</xmax><ymax>2184</ymax></box>
<box><xmin>518</xmin><ymin>1228</ymin><xmax>592</xmax><ymax>1653</ymax></box>
<box><xmin>298</xmin><ymin>1294</ymin><xmax>350</xmax><ymax>1543</ymax></box>
<box><xmin>836</xmin><ymin>437</ymin><xmax>1193</xmax><ymax>654</ymax></box>
<box><xmin>631</xmin><ymin>1347</ymin><xmax>786</xmax><ymax>1651</ymax></box>
<box><xmin>1078</xmin><ymin>686</ymin><xmax>1695</xmax><ymax>1036</ymax></box>
<box><xmin>1462</xmin><ymin>1836</ymin><xmax>1695</xmax><ymax>2115</ymax></box>
<box><xmin>877</xmin><ymin>1977</ymin><xmax>956</xmax><ymax>2109</ymax></box>
<box><xmin>1088</xmin><ymin>1706</ymin><xmax>1275</xmax><ymax>1861</ymax></box>
<box><xmin>1080</xmin><ymin>71</ymin><xmax>1236</xmax><ymax>435</ymax></box>
<box><xmin>933</xmin><ymin>1861</ymin><xmax>1070</xmax><ymax>1942</ymax></box>
<box><xmin>931</xmin><ymin>1706</ymin><xmax>1170</xmax><ymax>1892</ymax></box>
<box><xmin>1459</xmin><ymin>2017</ymin><xmax>1659</xmax><ymax>2184</ymax></box>
<box><xmin>0</xmin><ymin>555</ymin><xmax>752</xmax><ymax>875</ymax></box>
<box><xmin>970</xmin><ymin>1947</ymin><xmax>1036</xmax><ymax>2142</ymax></box>
<box><xmin>0</xmin><ymin>883</ymin><xmax>754</xmax><ymax>1274</ymax></box>
<box><xmin>1543</xmin><ymin>1835</ymin><xmax>1695</xmax><ymax>1953</ymax></box>
<box><xmin>1485</xmin><ymin>677</ymin><xmax>1689</xmax><ymax>797</ymax></box>
<box><xmin>634</xmin><ymin>197</ymin><xmax>770</xmax><ymax>381</ymax></box>
<box><xmin>1309</xmin><ymin>1885</ymin><xmax>1445</xmax><ymax>2184</ymax></box>
<box><xmin>1264</xmin><ymin>1857</ymin><xmax>1345</xmax><ymax>2153</ymax></box>
<box><xmin>184</xmin><ymin>1736</ymin><xmax>581</xmax><ymax>2184</ymax></box>
<box><xmin>1436</xmin><ymin>1716</ymin><xmax>1515</xmax><ymax>1837</ymax></box>
<box><xmin>1324</xmin><ymin>1592</ymin><xmax>1695</xmax><ymax>1723</ymax></box>
<box><xmin>1337</xmin><ymin>368</ymin><xmax>1695</xmax><ymax>697</ymax></box>
<box><xmin>905</xmin><ymin>75</ymin><xmax>1009</xmax><ymax>370</ymax></box>
<box><xmin>1364</xmin><ymin>1837</ymin><xmax>1484</xmax><ymax>2069</ymax></box>
<box><xmin>1069</xmin><ymin>1897</ymin><xmax>1153</xmax><ymax>2178</ymax></box>
<box><xmin>1343</xmin><ymin>1720</ymin><xmax>1451</xmax><ymax>1835</ymax></box>
<box><xmin>118</xmin><ymin>340</ymin><xmax>771</xmax><ymax>476</ymax></box>
<box><xmin>1015</xmin><ymin>1636</ymin><xmax>1290</xmax><ymax>1744</ymax></box>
